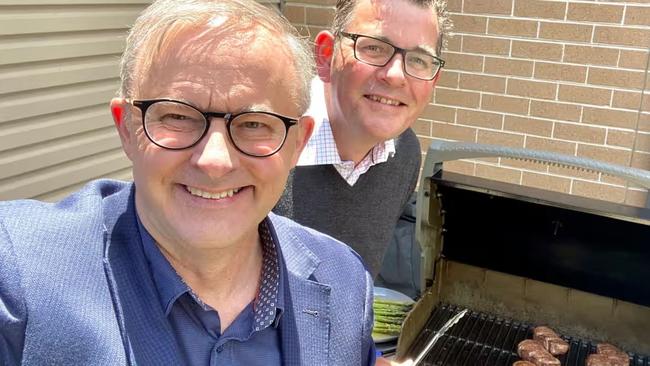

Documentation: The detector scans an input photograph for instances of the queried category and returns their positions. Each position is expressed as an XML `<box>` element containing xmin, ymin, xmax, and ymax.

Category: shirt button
<box><xmin>216</xmin><ymin>345</ymin><xmax>224</xmax><ymax>353</ymax></box>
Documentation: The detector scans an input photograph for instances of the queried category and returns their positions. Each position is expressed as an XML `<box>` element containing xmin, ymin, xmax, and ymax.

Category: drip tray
<box><xmin>406</xmin><ymin>304</ymin><xmax>650</xmax><ymax>366</ymax></box>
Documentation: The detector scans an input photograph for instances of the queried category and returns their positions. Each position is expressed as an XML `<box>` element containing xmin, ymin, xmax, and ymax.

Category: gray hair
<box><xmin>331</xmin><ymin>0</ymin><xmax>452</xmax><ymax>55</ymax></box>
<box><xmin>118</xmin><ymin>0</ymin><xmax>315</xmax><ymax>114</ymax></box>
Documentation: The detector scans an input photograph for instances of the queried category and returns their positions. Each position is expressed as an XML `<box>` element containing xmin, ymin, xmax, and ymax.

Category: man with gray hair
<box><xmin>0</xmin><ymin>0</ymin><xmax>375</xmax><ymax>364</ymax></box>
<box><xmin>275</xmin><ymin>0</ymin><xmax>451</xmax><ymax>281</ymax></box>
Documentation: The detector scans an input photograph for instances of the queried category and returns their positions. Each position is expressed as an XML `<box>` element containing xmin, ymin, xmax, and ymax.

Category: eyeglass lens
<box><xmin>143</xmin><ymin>101</ymin><xmax>288</xmax><ymax>156</ymax></box>
<box><xmin>353</xmin><ymin>36</ymin><xmax>441</xmax><ymax>80</ymax></box>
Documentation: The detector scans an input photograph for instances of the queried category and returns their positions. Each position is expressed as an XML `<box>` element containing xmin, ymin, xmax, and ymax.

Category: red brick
<box><xmin>477</xmin><ymin>130</ymin><xmax>525</xmax><ymax>148</ymax></box>
<box><xmin>434</xmin><ymin>88</ymin><xmax>481</xmax><ymax>108</ymax></box>
<box><xmin>514</xmin><ymin>0</ymin><xmax>566</xmax><ymax>20</ymax></box>
<box><xmin>459</xmin><ymin>73</ymin><xmax>506</xmax><ymax>93</ymax></box>
<box><xmin>558</xmin><ymin>85</ymin><xmax>611</xmax><ymax>106</ymax></box>
<box><xmin>456</xmin><ymin>109</ymin><xmax>504</xmax><ymax>129</ymax></box>
<box><xmin>463</xmin><ymin>35</ymin><xmax>510</xmax><ymax>56</ymax></box>
<box><xmin>587</xmin><ymin>67</ymin><xmax>646</xmax><ymax>90</ymax></box>
<box><xmin>443</xmin><ymin>52</ymin><xmax>484</xmax><ymax>72</ymax></box>
<box><xmin>482</xmin><ymin>94</ymin><xmax>530</xmax><ymax>115</ymax></box>
<box><xmin>452</xmin><ymin>14</ymin><xmax>488</xmax><ymax>34</ymax></box>
<box><xmin>553</xmin><ymin>122</ymin><xmax>606</xmax><ymax>144</ymax></box>
<box><xmin>577</xmin><ymin>144</ymin><xmax>631</xmax><ymax>165</ymax></box>
<box><xmin>464</xmin><ymin>0</ymin><xmax>513</xmax><ymax>15</ymax></box>
<box><xmin>625</xmin><ymin>6</ymin><xmax>650</xmax><ymax>26</ymax></box>
<box><xmin>534</xmin><ymin>62</ymin><xmax>587</xmax><ymax>83</ymax></box>
<box><xmin>539</xmin><ymin>22</ymin><xmax>593</xmax><ymax>43</ymax></box>
<box><xmin>512</xmin><ymin>40</ymin><xmax>563</xmax><ymax>61</ymax></box>
<box><xmin>507</xmin><ymin>79</ymin><xmax>557</xmax><ymax>100</ymax></box>
<box><xmin>504</xmin><ymin>115</ymin><xmax>553</xmax><ymax>137</ymax></box>
<box><xmin>567</xmin><ymin>3</ymin><xmax>624</xmax><ymax>24</ymax></box>
<box><xmin>530</xmin><ymin>100</ymin><xmax>581</xmax><ymax>122</ymax></box>
<box><xmin>488</xmin><ymin>18</ymin><xmax>538</xmax><ymax>37</ymax></box>
<box><xmin>484</xmin><ymin>57</ymin><xmax>533</xmax><ymax>77</ymax></box>
<box><xmin>431</xmin><ymin>122</ymin><xmax>477</xmax><ymax>142</ymax></box>
<box><xmin>582</xmin><ymin>107</ymin><xmax>639</xmax><ymax>129</ymax></box>
<box><xmin>594</xmin><ymin>26</ymin><xmax>650</xmax><ymax>48</ymax></box>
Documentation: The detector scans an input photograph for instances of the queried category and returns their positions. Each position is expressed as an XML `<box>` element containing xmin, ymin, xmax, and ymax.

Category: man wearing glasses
<box><xmin>276</xmin><ymin>0</ymin><xmax>450</xmax><ymax>279</ymax></box>
<box><xmin>0</xmin><ymin>0</ymin><xmax>376</xmax><ymax>365</ymax></box>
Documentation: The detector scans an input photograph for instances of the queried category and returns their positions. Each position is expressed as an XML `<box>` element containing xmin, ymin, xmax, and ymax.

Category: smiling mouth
<box><xmin>365</xmin><ymin>94</ymin><xmax>405</xmax><ymax>106</ymax></box>
<box><xmin>186</xmin><ymin>185</ymin><xmax>241</xmax><ymax>200</ymax></box>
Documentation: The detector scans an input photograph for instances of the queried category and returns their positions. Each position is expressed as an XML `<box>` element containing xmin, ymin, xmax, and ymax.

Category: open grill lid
<box><xmin>415</xmin><ymin>140</ymin><xmax>650</xmax><ymax>305</ymax></box>
<box><xmin>430</xmin><ymin>170</ymin><xmax>650</xmax><ymax>308</ymax></box>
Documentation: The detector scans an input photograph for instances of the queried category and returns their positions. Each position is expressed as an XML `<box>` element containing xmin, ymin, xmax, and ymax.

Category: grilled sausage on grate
<box><xmin>533</xmin><ymin>326</ymin><xmax>570</xmax><ymax>356</ymax></box>
<box><xmin>517</xmin><ymin>339</ymin><xmax>561</xmax><ymax>366</ymax></box>
<box><xmin>513</xmin><ymin>361</ymin><xmax>536</xmax><ymax>366</ymax></box>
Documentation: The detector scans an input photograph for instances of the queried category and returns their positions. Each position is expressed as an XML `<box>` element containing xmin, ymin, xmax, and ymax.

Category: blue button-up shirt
<box><xmin>138</xmin><ymin>216</ymin><xmax>284</xmax><ymax>366</ymax></box>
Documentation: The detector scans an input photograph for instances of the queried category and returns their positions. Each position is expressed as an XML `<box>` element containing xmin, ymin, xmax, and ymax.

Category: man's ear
<box><xmin>110</xmin><ymin>97</ymin><xmax>135</xmax><ymax>161</ymax></box>
<box><xmin>314</xmin><ymin>31</ymin><xmax>335</xmax><ymax>83</ymax></box>
<box><xmin>290</xmin><ymin>115</ymin><xmax>314</xmax><ymax>166</ymax></box>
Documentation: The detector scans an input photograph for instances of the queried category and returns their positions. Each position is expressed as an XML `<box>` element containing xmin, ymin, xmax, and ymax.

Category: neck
<box><xmin>329</xmin><ymin>119</ymin><xmax>377</xmax><ymax>164</ymax></box>
<box><xmin>157</xmin><ymin>232</ymin><xmax>264</xmax><ymax>330</ymax></box>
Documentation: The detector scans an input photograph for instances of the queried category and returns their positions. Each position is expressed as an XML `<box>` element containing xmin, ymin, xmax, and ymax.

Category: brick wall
<box><xmin>284</xmin><ymin>0</ymin><xmax>650</xmax><ymax>207</ymax></box>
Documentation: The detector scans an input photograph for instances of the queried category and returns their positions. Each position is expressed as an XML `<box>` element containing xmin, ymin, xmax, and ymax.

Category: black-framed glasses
<box><xmin>339</xmin><ymin>32</ymin><xmax>445</xmax><ymax>81</ymax></box>
<box><xmin>131</xmin><ymin>99</ymin><xmax>298</xmax><ymax>157</ymax></box>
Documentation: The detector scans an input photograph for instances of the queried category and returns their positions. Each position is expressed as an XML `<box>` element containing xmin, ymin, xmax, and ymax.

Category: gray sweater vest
<box><xmin>274</xmin><ymin>128</ymin><xmax>421</xmax><ymax>278</ymax></box>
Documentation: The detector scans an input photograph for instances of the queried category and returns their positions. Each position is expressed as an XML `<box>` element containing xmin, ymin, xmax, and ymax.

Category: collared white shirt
<box><xmin>298</xmin><ymin>78</ymin><xmax>395</xmax><ymax>186</ymax></box>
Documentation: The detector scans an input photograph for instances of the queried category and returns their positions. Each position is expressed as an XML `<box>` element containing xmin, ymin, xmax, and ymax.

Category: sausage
<box><xmin>513</xmin><ymin>361</ymin><xmax>536</xmax><ymax>366</ymax></box>
<box><xmin>596</xmin><ymin>343</ymin><xmax>630</xmax><ymax>366</ymax></box>
<box><xmin>517</xmin><ymin>340</ymin><xmax>561</xmax><ymax>366</ymax></box>
<box><xmin>587</xmin><ymin>354</ymin><xmax>614</xmax><ymax>366</ymax></box>
<box><xmin>533</xmin><ymin>326</ymin><xmax>569</xmax><ymax>356</ymax></box>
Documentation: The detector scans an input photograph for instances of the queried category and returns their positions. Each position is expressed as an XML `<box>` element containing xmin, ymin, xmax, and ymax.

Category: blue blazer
<box><xmin>0</xmin><ymin>180</ymin><xmax>375</xmax><ymax>366</ymax></box>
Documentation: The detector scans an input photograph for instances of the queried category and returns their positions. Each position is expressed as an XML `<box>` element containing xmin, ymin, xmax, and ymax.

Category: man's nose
<box><xmin>192</xmin><ymin>123</ymin><xmax>238</xmax><ymax>177</ymax></box>
<box><xmin>379</xmin><ymin>53</ymin><xmax>407</xmax><ymax>86</ymax></box>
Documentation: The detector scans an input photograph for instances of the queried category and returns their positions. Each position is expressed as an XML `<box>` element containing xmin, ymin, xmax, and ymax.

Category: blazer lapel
<box><xmin>102</xmin><ymin>185</ymin><xmax>182</xmax><ymax>365</ymax></box>
<box><xmin>271</xmin><ymin>215</ymin><xmax>332</xmax><ymax>366</ymax></box>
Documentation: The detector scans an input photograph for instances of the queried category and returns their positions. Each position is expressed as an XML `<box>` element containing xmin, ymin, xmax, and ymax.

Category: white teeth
<box><xmin>186</xmin><ymin>186</ymin><xmax>240</xmax><ymax>200</ymax></box>
<box><xmin>368</xmin><ymin>95</ymin><xmax>401</xmax><ymax>106</ymax></box>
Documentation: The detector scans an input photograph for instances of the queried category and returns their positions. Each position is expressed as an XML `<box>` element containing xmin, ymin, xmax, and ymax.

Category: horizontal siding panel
<box><xmin>0</xmin><ymin>127</ymin><xmax>121</xmax><ymax>179</ymax></box>
<box><xmin>0</xmin><ymin>105</ymin><xmax>112</xmax><ymax>152</ymax></box>
<box><xmin>0</xmin><ymin>150</ymin><xmax>130</xmax><ymax>200</ymax></box>
<box><xmin>0</xmin><ymin>6</ymin><xmax>142</xmax><ymax>35</ymax></box>
<box><xmin>0</xmin><ymin>56</ymin><xmax>119</xmax><ymax>94</ymax></box>
<box><xmin>0</xmin><ymin>79</ymin><xmax>119</xmax><ymax>123</ymax></box>
<box><xmin>34</xmin><ymin>167</ymin><xmax>132</xmax><ymax>203</ymax></box>
<box><xmin>0</xmin><ymin>31</ymin><xmax>125</xmax><ymax>66</ymax></box>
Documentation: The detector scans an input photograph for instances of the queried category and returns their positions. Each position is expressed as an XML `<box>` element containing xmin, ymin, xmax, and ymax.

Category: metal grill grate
<box><xmin>407</xmin><ymin>304</ymin><xmax>650</xmax><ymax>366</ymax></box>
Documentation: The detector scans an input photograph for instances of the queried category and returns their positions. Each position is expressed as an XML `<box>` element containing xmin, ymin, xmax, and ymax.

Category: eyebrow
<box><xmin>371</xmin><ymin>34</ymin><xmax>438</xmax><ymax>58</ymax></box>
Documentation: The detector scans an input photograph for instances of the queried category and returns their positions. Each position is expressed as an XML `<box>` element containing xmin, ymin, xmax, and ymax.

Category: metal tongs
<box><xmin>412</xmin><ymin>308</ymin><xmax>468</xmax><ymax>366</ymax></box>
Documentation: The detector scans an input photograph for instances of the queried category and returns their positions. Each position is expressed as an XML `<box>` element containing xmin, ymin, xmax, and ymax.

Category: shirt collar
<box><xmin>298</xmin><ymin>77</ymin><xmax>396</xmax><ymax>185</ymax></box>
<box><xmin>138</xmin><ymin>215</ymin><xmax>284</xmax><ymax>330</ymax></box>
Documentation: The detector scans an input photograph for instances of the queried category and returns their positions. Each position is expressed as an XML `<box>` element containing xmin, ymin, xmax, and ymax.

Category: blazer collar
<box><xmin>268</xmin><ymin>214</ymin><xmax>332</xmax><ymax>366</ymax></box>
<box><xmin>101</xmin><ymin>184</ymin><xmax>183</xmax><ymax>365</ymax></box>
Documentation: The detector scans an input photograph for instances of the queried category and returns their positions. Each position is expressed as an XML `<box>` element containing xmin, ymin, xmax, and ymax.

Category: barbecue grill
<box><xmin>395</xmin><ymin>140</ymin><xmax>650</xmax><ymax>366</ymax></box>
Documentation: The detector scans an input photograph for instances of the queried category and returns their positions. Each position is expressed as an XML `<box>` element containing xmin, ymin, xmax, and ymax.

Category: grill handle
<box><xmin>415</xmin><ymin>139</ymin><xmax>650</xmax><ymax>291</ymax></box>
<box><xmin>421</xmin><ymin>139</ymin><xmax>650</xmax><ymax>188</ymax></box>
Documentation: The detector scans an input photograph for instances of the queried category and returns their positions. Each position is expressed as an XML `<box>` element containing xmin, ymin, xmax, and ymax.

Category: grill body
<box><xmin>398</xmin><ymin>141</ymin><xmax>650</xmax><ymax>365</ymax></box>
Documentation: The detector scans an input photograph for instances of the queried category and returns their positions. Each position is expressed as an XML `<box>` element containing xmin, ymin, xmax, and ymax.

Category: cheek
<box><xmin>412</xmin><ymin>83</ymin><xmax>434</xmax><ymax>106</ymax></box>
<box><xmin>249</xmin><ymin>156</ymin><xmax>292</xmax><ymax>189</ymax></box>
